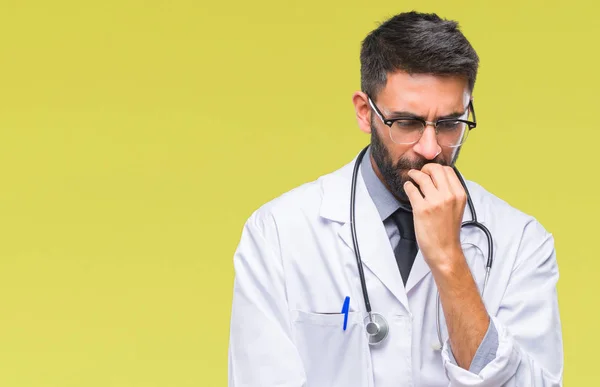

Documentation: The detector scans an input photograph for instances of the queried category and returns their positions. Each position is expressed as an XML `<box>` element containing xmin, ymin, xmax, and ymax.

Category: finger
<box><xmin>444</xmin><ymin>166</ymin><xmax>467</xmax><ymax>203</ymax></box>
<box><xmin>421</xmin><ymin>163</ymin><xmax>451</xmax><ymax>192</ymax></box>
<box><xmin>403</xmin><ymin>181</ymin><xmax>425</xmax><ymax>209</ymax></box>
<box><xmin>407</xmin><ymin>169</ymin><xmax>438</xmax><ymax>199</ymax></box>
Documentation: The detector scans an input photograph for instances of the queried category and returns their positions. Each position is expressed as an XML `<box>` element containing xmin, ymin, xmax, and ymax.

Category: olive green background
<box><xmin>0</xmin><ymin>1</ymin><xmax>595</xmax><ymax>385</ymax></box>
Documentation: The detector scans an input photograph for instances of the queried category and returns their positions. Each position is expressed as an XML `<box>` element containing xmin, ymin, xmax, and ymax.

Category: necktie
<box><xmin>390</xmin><ymin>208</ymin><xmax>418</xmax><ymax>286</ymax></box>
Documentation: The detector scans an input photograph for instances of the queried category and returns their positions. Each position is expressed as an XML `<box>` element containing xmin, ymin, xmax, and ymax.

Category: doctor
<box><xmin>228</xmin><ymin>11</ymin><xmax>563</xmax><ymax>387</ymax></box>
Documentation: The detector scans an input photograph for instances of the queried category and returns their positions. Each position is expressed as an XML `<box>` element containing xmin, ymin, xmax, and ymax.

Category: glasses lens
<box><xmin>437</xmin><ymin>121</ymin><xmax>470</xmax><ymax>147</ymax></box>
<box><xmin>389</xmin><ymin>119</ymin><xmax>424</xmax><ymax>144</ymax></box>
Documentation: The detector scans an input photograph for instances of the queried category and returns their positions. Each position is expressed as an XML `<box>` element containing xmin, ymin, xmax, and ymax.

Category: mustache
<box><xmin>394</xmin><ymin>155</ymin><xmax>449</xmax><ymax>172</ymax></box>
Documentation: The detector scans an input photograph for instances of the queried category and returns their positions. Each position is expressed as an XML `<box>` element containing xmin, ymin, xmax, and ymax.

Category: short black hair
<box><xmin>360</xmin><ymin>11</ymin><xmax>479</xmax><ymax>98</ymax></box>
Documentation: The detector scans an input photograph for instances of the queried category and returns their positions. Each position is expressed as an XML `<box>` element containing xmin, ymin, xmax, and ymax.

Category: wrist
<box><xmin>429</xmin><ymin>246</ymin><xmax>466</xmax><ymax>277</ymax></box>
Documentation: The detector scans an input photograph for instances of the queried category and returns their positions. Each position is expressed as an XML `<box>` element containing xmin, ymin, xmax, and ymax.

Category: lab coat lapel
<box><xmin>337</xmin><ymin>208</ymin><xmax>409</xmax><ymax>311</ymax></box>
<box><xmin>320</xmin><ymin>158</ymin><xmax>409</xmax><ymax>311</ymax></box>
<box><xmin>404</xmin><ymin>249</ymin><xmax>428</xmax><ymax>293</ymax></box>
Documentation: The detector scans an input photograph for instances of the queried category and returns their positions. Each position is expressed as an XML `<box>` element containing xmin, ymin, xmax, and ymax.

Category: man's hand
<box><xmin>404</xmin><ymin>164</ymin><xmax>467</xmax><ymax>270</ymax></box>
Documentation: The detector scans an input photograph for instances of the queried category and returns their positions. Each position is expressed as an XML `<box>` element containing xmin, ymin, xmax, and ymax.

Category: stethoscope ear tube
<box><xmin>350</xmin><ymin>146</ymin><xmax>372</xmax><ymax>315</ymax></box>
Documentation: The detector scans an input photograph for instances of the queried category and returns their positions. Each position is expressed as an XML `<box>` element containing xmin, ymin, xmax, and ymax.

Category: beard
<box><xmin>370</xmin><ymin>122</ymin><xmax>461</xmax><ymax>205</ymax></box>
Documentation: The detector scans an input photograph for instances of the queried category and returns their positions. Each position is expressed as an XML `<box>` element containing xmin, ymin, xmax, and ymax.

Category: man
<box><xmin>228</xmin><ymin>11</ymin><xmax>563</xmax><ymax>387</ymax></box>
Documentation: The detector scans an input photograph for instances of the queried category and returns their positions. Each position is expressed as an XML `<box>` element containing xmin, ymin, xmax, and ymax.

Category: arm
<box><xmin>440</xmin><ymin>222</ymin><xmax>563</xmax><ymax>386</ymax></box>
<box><xmin>406</xmin><ymin>165</ymin><xmax>490</xmax><ymax>368</ymax></box>
<box><xmin>228</xmin><ymin>214</ymin><xmax>307</xmax><ymax>387</ymax></box>
<box><xmin>405</xmin><ymin>165</ymin><xmax>563</xmax><ymax>386</ymax></box>
<box><xmin>431</xmin><ymin>249</ymin><xmax>491</xmax><ymax>369</ymax></box>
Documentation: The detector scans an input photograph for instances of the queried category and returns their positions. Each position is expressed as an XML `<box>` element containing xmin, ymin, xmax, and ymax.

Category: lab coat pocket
<box><xmin>291</xmin><ymin>310</ymin><xmax>372</xmax><ymax>387</ymax></box>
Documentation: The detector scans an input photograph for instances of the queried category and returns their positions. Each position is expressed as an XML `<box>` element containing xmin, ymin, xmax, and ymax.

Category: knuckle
<box><xmin>418</xmin><ymin>203</ymin><xmax>430</xmax><ymax>212</ymax></box>
<box><xmin>429</xmin><ymin>199</ymin><xmax>442</xmax><ymax>210</ymax></box>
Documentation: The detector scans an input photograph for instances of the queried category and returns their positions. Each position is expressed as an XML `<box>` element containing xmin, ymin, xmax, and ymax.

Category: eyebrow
<box><xmin>388</xmin><ymin>110</ymin><xmax>467</xmax><ymax>120</ymax></box>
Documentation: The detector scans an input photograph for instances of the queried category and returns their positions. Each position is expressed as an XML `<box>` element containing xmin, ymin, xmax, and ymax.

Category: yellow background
<box><xmin>0</xmin><ymin>0</ymin><xmax>596</xmax><ymax>385</ymax></box>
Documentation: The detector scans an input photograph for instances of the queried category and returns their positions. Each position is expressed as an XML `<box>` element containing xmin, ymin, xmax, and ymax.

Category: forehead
<box><xmin>377</xmin><ymin>71</ymin><xmax>470</xmax><ymax>114</ymax></box>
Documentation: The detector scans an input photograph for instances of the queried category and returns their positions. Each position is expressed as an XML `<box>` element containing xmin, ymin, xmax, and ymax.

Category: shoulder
<box><xmin>249</xmin><ymin>178</ymin><xmax>323</xmax><ymax>231</ymax></box>
<box><xmin>245</xmin><ymin>160</ymin><xmax>352</xmax><ymax>237</ymax></box>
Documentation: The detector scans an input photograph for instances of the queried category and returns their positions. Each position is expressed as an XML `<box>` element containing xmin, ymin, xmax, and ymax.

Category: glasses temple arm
<box><xmin>470</xmin><ymin>99</ymin><xmax>477</xmax><ymax>126</ymax></box>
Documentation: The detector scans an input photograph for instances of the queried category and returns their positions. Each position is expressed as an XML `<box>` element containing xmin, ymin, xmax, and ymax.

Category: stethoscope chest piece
<box><xmin>364</xmin><ymin>312</ymin><xmax>389</xmax><ymax>345</ymax></box>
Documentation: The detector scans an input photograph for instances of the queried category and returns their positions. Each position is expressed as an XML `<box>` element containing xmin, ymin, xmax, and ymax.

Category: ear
<box><xmin>352</xmin><ymin>91</ymin><xmax>372</xmax><ymax>134</ymax></box>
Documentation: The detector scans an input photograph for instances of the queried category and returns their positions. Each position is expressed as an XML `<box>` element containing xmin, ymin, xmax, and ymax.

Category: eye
<box><xmin>393</xmin><ymin>119</ymin><xmax>422</xmax><ymax>131</ymax></box>
<box><xmin>437</xmin><ymin>120</ymin><xmax>463</xmax><ymax>131</ymax></box>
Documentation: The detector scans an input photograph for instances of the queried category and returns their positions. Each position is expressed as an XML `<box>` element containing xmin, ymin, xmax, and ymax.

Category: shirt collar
<box><xmin>360</xmin><ymin>146</ymin><xmax>402</xmax><ymax>221</ymax></box>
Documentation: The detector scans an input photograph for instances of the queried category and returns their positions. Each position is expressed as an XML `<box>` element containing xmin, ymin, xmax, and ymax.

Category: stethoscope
<box><xmin>350</xmin><ymin>145</ymin><xmax>494</xmax><ymax>349</ymax></box>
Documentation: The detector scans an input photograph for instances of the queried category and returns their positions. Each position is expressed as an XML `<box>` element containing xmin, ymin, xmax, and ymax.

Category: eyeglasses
<box><xmin>367</xmin><ymin>95</ymin><xmax>477</xmax><ymax>148</ymax></box>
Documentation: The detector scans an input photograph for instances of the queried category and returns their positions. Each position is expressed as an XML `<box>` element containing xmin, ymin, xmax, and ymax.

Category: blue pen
<box><xmin>341</xmin><ymin>296</ymin><xmax>350</xmax><ymax>330</ymax></box>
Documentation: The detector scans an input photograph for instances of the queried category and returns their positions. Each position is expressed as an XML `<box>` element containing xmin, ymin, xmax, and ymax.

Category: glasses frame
<box><xmin>367</xmin><ymin>95</ymin><xmax>477</xmax><ymax>147</ymax></box>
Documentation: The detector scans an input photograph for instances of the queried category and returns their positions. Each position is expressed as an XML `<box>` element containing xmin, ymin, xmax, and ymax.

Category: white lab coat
<box><xmin>228</xmin><ymin>153</ymin><xmax>563</xmax><ymax>387</ymax></box>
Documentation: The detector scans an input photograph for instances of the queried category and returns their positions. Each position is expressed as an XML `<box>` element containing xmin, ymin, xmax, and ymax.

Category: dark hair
<box><xmin>360</xmin><ymin>11</ymin><xmax>479</xmax><ymax>98</ymax></box>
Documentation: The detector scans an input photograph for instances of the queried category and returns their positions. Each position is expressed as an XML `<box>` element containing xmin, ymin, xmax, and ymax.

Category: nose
<box><xmin>412</xmin><ymin>125</ymin><xmax>441</xmax><ymax>160</ymax></box>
